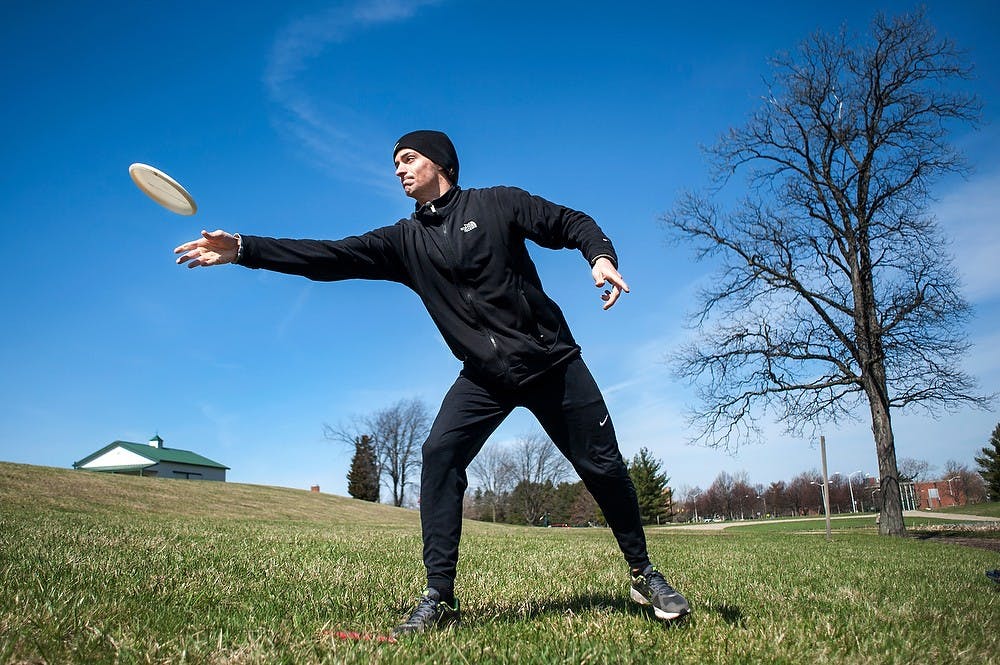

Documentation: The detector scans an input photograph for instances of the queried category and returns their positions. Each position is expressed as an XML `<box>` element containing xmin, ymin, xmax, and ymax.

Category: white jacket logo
<box><xmin>461</xmin><ymin>220</ymin><xmax>478</xmax><ymax>233</ymax></box>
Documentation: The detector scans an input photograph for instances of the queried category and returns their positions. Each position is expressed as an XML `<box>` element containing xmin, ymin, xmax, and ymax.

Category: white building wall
<box><xmin>82</xmin><ymin>447</ymin><xmax>153</xmax><ymax>469</ymax></box>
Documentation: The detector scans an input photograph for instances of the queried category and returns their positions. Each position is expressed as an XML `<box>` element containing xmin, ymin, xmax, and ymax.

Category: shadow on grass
<box><xmin>710</xmin><ymin>603</ymin><xmax>746</xmax><ymax>626</ymax></box>
<box><xmin>468</xmin><ymin>592</ymin><xmax>747</xmax><ymax>629</ymax></box>
<box><xmin>909</xmin><ymin>531</ymin><xmax>1000</xmax><ymax>553</ymax></box>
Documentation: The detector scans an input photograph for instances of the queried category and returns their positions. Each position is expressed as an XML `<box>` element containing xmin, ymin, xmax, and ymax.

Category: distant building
<box><xmin>72</xmin><ymin>435</ymin><xmax>228</xmax><ymax>481</ymax></box>
<box><xmin>914</xmin><ymin>479</ymin><xmax>966</xmax><ymax>509</ymax></box>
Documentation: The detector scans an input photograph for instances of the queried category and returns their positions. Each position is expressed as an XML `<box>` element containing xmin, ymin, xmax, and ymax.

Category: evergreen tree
<box><xmin>974</xmin><ymin>423</ymin><xmax>1000</xmax><ymax>500</ymax></box>
<box><xmin>508</xmin><ymin>479</ymin><xmax>555</xmax><ymax>526</ymax></box>
<box><xmin>347</xmin><ymin>435</ymin><xmax>380</xmax><ymax>502</ymax></box>
<box><xmin>629</xmin><ymin>447</ymin><xmax>670</xmax><ymax>524</ymax></box>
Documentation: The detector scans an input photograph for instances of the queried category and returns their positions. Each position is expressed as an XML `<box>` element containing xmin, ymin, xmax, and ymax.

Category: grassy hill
<box><xmin>0</xmin><ymin>461</ymin><xmax>421</xmax><ymax>527</ymax></box>
<box><xmin>2</xmin><ymin>462</ymin><xmax>998</xmax><ymax>664</ymax></box>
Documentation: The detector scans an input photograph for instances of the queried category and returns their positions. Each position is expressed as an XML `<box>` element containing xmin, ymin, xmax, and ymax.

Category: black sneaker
<box><xmin>392</xmin><ymin>588</ymin><xmax>461</xmax><ymax>636</ymax></box>
<box><xmin>630</xmin><ymin>566</ymin><xmax>690</xmax><ymax>621</ymax></box>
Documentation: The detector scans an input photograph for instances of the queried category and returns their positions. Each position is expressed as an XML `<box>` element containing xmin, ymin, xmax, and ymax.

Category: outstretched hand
<box><xmin>592</xmin><ymin>257</ymin><xmax>630</xmax><ymax>310</ymax></box>
<box><xmin>174</xmin><ymin>230</ymin><xmax>239</xmax><ymax>268</ymax></box>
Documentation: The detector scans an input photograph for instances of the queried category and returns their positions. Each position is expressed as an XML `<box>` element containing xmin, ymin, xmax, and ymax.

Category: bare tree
<box><xmin>510</xmin><ymin>431</ymin><xmax>571</xmax><ymax>487</ymax></box>
<box><xmin>732</xmin><ymin>474</ymin><xmax>756</xmax><ymax>520</ymax></box>
<box><xmin>508</xmin><ymin>432</ymin><xmax>571</xmax><ymax>524</ymax></box>
<box><xmin>897</xmin><ymin>457</ymin><xmax>933</xmax><ymax>483</ymax></box>
<box><xmin>704</xmin><ymin>471</ymin><xmax>736</xmax><ymax>520</ymax></box>
<box><xmin>325</xmin><ymin>397</ymin><xmax>430</xmax><ymax>507</ymax></box>
<box><xmin>942</xmin><ymin>459</ymin><xmax>987</xmax><ymax>504</ymax></box>
<box><xmin>788</xmin><ymin>472</ymin><xmax>820</xmax><ymax>516</ymax></box>
<box><xmin>468</xmin><ymin>443</ymin><xmax>516</xmax><ymax>522</ymax></box>
<box><xmin>664</xmin><ymin>10</ymin><xmax>991</xmax><ymax>536</ymax></box>
<box><xmin>826</xmin><ymin>475</ymin><xmax>850</xmax><ymax>514</ymax></box>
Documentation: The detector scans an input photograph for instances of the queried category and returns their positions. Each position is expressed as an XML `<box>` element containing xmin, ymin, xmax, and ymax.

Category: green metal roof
<box><xmin>73</xmin><ymin>441</ymin><xmax>229</xmax><ymax>470</ymax></box>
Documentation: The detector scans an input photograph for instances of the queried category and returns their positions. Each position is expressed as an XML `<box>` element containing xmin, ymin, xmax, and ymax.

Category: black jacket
<box><xmin>237</xmin><ymin>186</ymin><xmax>618</xmax><ymax>388</ymax></box>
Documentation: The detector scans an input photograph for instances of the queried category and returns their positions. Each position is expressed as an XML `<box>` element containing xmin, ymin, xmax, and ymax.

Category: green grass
<box><xmin>2</xmin><ymin>462</ymin><xmax>998</xmax><ymax>664</ymax></box>
<box><xmin>722</xmin><ymin>515</ymin><xmax>877</xmax><ymax>533</ymax></box>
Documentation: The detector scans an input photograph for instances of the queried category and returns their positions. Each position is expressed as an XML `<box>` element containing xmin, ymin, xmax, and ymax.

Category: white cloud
<box><xmin>263</xmin><ymin>0</ymin><xmax>441</xmax><ymax>193</ymax></box>
<box><xmin>933</xmin><ymin>171</ymin><xmax>1000</xmax><ymax>303</ymax></box>
<box><xmin>276</xmin><ymin>283</ymin><xmax>313</xmax><ymax>339</ymax></box>
<box><xmin>198</xmin><ymin>402</ymin><xmax>239</xmax><ymax>450</ymax></box>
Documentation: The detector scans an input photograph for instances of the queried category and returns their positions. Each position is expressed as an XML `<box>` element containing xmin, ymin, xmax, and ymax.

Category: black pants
<box><xmin>420</xmin><ymin>355</ymin><xmax>651</xmax><ymax>593</ymax></box>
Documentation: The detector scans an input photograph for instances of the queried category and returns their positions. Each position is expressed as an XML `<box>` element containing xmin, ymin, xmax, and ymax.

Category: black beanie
<box><xmin>393</xmin><ymin>130</ymin><xmax>459</xmax><ymax>185</ymax></box>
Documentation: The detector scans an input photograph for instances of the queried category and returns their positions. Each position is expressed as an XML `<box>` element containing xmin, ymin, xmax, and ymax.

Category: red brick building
<box><xmin>914</xmin><ymin>479</ymin><xmax>966</xmax><ymax>509</ymax></box>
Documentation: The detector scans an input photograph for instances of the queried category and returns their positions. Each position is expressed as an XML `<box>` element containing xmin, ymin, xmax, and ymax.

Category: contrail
<box><xmin>264</xmin><ymin>0</ymin><xmax>442</xmax><ymax>195</ymax></box>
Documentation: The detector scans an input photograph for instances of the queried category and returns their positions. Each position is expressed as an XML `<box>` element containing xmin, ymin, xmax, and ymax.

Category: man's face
<box><xmin>394</xmin><ymin>148</ymin><xmax>447</xmax><ymax>204</ymax></box>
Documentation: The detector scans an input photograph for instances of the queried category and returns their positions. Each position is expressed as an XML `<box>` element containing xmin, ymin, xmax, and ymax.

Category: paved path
<box><xmin>659</xmin><ymin>510</ymin><xmax>998</xmax><ymax>532</ymax></box>
<box><xmin>903</xmin><ymin>510</ymin><xmax>998</xmax><ymax>522</ymax></box>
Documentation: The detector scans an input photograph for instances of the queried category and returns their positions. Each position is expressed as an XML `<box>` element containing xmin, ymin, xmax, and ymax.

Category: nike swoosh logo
<box><xmin>600</xmin><ymin>414</ymin><xmax>609</xmax><ymax>427</ymax></box>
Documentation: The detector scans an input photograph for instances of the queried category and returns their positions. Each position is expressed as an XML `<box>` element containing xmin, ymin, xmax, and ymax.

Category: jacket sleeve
<box><xmin>235</xmin><ymin>223</ymin><xmax>409</xmax><ymax>285</ymax></box>
<box><xmin>502</xmin><ymin>187</ymin><xmax>618</xmax><ymax>268</ymax></box>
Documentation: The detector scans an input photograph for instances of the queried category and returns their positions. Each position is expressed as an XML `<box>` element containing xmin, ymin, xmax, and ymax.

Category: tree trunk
<box><xmin>865</xmin><ymin>374</ymin><xmax>905</xmax><ymax>535</ymax></box>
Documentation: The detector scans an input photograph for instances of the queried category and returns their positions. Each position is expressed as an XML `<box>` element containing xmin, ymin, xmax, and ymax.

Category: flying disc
<box><xmin>128</xmin><ymin>163</ymin><xmax>197</xmax><ymax>216</ymax></box>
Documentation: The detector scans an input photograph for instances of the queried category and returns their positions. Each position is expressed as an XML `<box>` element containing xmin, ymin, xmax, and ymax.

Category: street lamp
<box><xmin>690</xmin><ymin>490</ymin><xmax>702</xmax><ymax>523</ymax></box>
<box><xmin>757</xmin><ymin>494</ymin><xmax>767</xmax><ymax>518</ymax></box>
<box><xmin>810</xmin><ymin>480</ymin><xmax>827</xmax><ymax>515</ymax></box>
<box><xmin>946</xmin><ymin>476</ymin><xmax>960</xmax><ymax>504</ymax></box>
<box><xmin>847</xmin><ymin>470</ymin><xmax>864</xmax><ymax>513</ymax></box>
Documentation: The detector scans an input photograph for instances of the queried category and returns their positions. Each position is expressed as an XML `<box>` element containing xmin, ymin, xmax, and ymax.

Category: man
<box><xmin>174</xmin><ymin>130</ymin><xmax>690</xmax><ymax>634</ymax></box>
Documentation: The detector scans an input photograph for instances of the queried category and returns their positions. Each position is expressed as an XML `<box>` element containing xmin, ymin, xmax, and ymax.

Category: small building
<box><xmin>72</xmin><ymin>435</ymin><xmax>229</xmax><ymax>481</ymax></box>
<box><xmin>914</xmin><ymin>479</ymin><xmax>966</xmax><ymax>509</ymax></box>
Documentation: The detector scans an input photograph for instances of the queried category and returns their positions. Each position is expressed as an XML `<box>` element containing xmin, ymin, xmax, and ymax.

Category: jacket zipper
<box><xmin>437</xmin><ymin>220</ymin><xmax>513</xmax><ymax>383</ymax></box>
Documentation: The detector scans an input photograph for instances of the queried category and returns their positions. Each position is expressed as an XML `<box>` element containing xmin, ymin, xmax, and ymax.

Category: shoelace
<box><xmin>401</xmin><ymin>594</ymin><xmax>440</xmax><ymax>626</ymax></box>
<box><xmin>644</xmin><ymin>570</ymin><xmax>677</xmax><ymax>597</ymax></box>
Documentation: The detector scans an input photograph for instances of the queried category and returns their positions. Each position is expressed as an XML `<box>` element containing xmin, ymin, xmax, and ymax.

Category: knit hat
<box><xmin>393</xmin><ymin>130</ymin><xmax>459</xmax><ymax>185</ymax></box>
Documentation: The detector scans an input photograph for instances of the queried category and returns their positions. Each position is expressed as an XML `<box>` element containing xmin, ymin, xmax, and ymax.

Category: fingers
<box><xmin>603</xmin><ymin>271</ymin><xmax>630</xmax><ymax>294</ymax></box>
<box><xmin>174</xmin><ymin>230</ymin><xmax>235</xmax><ymax>267</ymax></box>
<box><xmin>173</xmin><ymin>233</ymin><xmax>212</xmax><ymax>255</ymax></box>
<box><xmin>593</xmin><ymin>264</ymin><xmax>629</xmax><ymax>310</ymax></box>
<box><xmin>175</xmin><ymin>248</ymin><xmax>215</xmax><ymax>268</ymax></box>
<box><xmin>601</xmin><ymin>284</ymin><xmax>622</xmax><ymax>310</ymax></box>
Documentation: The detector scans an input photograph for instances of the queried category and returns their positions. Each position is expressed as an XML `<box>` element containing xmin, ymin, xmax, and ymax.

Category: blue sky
<box><xmin>1</xmin><ymin>1</ymin><xmax>997</xmax><ymax>500</ymax></box>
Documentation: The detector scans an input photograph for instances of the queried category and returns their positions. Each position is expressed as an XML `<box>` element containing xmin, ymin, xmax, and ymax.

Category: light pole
<box><xmin>810</xmin><ymin>480</ymin><xmax>827</xmax><ymax>515</ymax></box>
<box><xmin>690</xmin><ymin>490</ymin><xmax>702</xmax><ymax>523</ymax></box>
<box><xmin>757</xmin><ymin>494</ymin><xmax>767</xmax><ymax>519</ymax></box>
<box><xmin>847</xmin><ymin>470</ymin><xmax>864</xmax><ymax>513</ymax></box>
<box><xmin>945</xmin><ymin>476</ymin><xmax>960</xmax><ymax>505</ymax></box>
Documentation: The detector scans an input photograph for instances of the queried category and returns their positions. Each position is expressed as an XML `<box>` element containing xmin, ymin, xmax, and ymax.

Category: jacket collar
<box><xmin>414</xmin><ymin>186</ymin><xmax>461</xmax><ymax>221</ymax></box>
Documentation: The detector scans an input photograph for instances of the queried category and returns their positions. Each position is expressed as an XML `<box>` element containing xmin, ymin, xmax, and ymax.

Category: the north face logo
<box><xmin>461</xmin><ymin>220</ymin><xmax>478</xmax><ymax>233</ymax></box>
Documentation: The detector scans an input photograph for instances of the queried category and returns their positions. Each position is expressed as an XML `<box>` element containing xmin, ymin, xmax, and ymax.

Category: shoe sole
<box><xmin>630</xmin><ymin>587</ymin><xmax>690</xmax><ymax>621</ymax></box>
<box><xmin>391</xmin><ymin>618</ymin><xmax>460</xmax><ymax>637</ymax></box>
